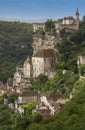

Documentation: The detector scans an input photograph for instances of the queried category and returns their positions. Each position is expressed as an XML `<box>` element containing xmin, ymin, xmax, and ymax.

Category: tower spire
<box><xmin>75</xmin><ymin>9</ymin><xmax>79</xmax><ymax>21</ymax></box>
<box><xmin>76</xmin><ymin>9</ymin><xmax>79</xmax><ymax>16</ymax></box>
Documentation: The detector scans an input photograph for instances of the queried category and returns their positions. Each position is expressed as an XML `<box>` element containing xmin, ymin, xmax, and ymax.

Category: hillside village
<box><xmin>1</xmin><ymin>9</ymin><xmax>85</xmax><ymax>117</ymax></box>
<box><xmin>13</xmin><ymin>9</ymin><xmax>80</xmax><ymax>87</ymax></box>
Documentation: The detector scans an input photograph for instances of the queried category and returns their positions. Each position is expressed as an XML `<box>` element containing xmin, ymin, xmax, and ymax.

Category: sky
<box><xmin>0</xmin><ymin>0</ymin><xmax>85</xmax><ymax>22</ymax></box>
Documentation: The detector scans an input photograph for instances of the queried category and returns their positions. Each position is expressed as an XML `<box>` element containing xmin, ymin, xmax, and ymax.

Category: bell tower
<box><xmin>75</xmin><ymin>9</ymin><xmax>79</xmax><ymax>21</ymax></box>
<box><xmin>75</xmin><ymin>9</ymin><xmax>79</xmax><ymax>29</ymax></box>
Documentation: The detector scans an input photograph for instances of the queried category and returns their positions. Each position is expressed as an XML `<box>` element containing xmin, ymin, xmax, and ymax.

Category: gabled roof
<box><xmin>63</xmin><ymin>16</ymin><xmax>75</xmax><ymax>20</ymax></box>
<box><xmin>33</xmin><ymin>49</ymin><xmax>55</xmax><ymax>58</ymax></box>
<box><xmin>19</xmin><ymin>90</ymin><xmax>38</xmax><ymax>97</ymax></box>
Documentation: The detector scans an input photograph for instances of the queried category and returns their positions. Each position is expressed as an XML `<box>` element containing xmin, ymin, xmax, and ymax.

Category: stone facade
<box><xmin>33</xmin><ymin>23</ymin><xmax>45</xmax><ymax>32</ymax></box>
<box><xmin>15</xmin><ymin>90</ymin><xmax>39</xmax><ymax>115</ymax></box>
<box><xmin>17</xmin><ymin>91</ymin><xmax>39</xmax><ymax>104</ymax></box>
<box><xmin>32</xmin><ymin>49</ymin><xmax>55</xmax><ymax>78</ymax></box>
<box><xmin>33</xmin><ymin>33</ymin><xmax>58</xmax><ymax>54</ymax></box>
<box><xmin>23</xmin><ymin>57</ymin><xmax>32</xmax><ymax>78</ymax></box>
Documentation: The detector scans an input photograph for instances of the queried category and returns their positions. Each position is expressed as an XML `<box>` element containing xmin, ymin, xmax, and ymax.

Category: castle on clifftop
<box><xmin>33</xmin><ymin>9</ymin><xmax>79</xmax><ymax>33</ymax></box>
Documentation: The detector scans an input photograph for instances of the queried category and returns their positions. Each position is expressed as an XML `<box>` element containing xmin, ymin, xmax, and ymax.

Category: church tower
<box><xmin>75</xmin><ymin>9</ymin><xmax>79</xmax><ymax>21</ymax></box>
<box><xmin>75</xmin><ymin>9</ymin><xmax>79</xmax><ymax>29</ymax></box>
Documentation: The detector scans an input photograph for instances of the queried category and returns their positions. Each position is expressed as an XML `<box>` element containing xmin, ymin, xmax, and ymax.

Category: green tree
<box><xmin>79</xmin><ymin>64</ymin><xmax>85</xmax><ymax>76</ymax></box>
<box><xmin>45</xmin><ymin>20</ymin><xmax>55</xmax><ymax>32</ymax></box>
<box><xmin>8</xmin><ymin>93</ymin><xmax>18</xmax><ymax>103</ymax></box>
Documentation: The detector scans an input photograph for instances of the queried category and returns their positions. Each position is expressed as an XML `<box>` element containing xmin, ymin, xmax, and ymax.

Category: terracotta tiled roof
<box><xmin>20</xmin><ymin>90</ymin><xmax>38</xmax><ymax>97</ymax></box>
<box><xmin>33</xmin><ymin>49</ymin><xmax>55</xmax><ymax>58</ymax></box>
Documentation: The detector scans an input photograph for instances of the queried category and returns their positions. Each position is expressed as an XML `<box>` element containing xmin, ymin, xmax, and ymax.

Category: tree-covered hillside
<box><xmin>0</xmin><ymin>21</ymin><xmax>33</xmax><ymax>82</ymax></box>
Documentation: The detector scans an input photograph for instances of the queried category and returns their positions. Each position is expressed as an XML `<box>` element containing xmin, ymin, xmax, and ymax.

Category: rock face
<box><xmin>33</xmin><ymin>33</ymin><xmax>58</xmax><ymax>55</ymax></box>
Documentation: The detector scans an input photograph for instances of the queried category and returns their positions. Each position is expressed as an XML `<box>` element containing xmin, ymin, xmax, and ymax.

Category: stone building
<box><xmin>32</xmin><ymin>49</ymin><xmax>56</xmax><ymax>78</ymax></box>
<box><xmin>33</xmin><ymin>23</ymin><xmax>45</xmax><ymax>32</ymax></box>
<box><xmin>59</xmin><ymin>9</ymin><xmax>79</xmax><ymax>32</ymax></box>
<box><xmin>33</xmin><ymin>9</ymin><xmax>80</xmax><ymax>33</ymax></box>
<box><xmin>13</xmin><ymin>32</ymin><xmax>57</xmax><ymax>86</ymax></box>
<box><xmin>15</xmin><ymin>90</ymin><xmax>39</xmax><ymax>115</ymax></box>
<box><xmin>13</xmin><ymin>47</ymin><xmax>56</xmax><ymax>86</ymax></box>
<box><xmin>17</xmin><ymin>90</ymin><xmax>39</xmax><ymax>104</ymax></box>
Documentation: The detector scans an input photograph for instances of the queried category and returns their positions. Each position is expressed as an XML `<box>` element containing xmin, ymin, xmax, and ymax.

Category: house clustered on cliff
<box><xmin>13</xmin><ymin>9</ymin><xmax>80</xmax><ymax>87</ymax></box>
<box><xmin>1</xmin><ymin>9</ymin><xmax>81</xmax><ymax>116</ymax></box>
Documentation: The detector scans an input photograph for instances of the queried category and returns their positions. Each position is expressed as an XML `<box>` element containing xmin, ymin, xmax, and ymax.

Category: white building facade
<box><xmin>32</xmin><ymin>49</ymin><xmax>55</xmax><ymax>78</ymax></box>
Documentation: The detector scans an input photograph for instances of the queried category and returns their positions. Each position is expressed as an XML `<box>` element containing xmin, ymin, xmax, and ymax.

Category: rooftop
<box><xmin>63</xmin><ymin>16</ymin><xmax>75</xmax><ymax>20</ymax></box>
<box><xmin>33</xmin><ymin>49</ymin><xmax>55</xmax><ymax>58</ymax></box>
<box><xmin>19</xmin><ymin>90</ymin><xmax>38</xmax><ymax>97</ymax></box>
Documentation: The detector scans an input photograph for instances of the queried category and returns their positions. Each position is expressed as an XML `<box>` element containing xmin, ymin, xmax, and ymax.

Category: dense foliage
<box><xmin>45</xmin><ymin>20</ymin><xmax>55</xmax><ymax>32</ymax></box>
<box><xmin>0</xmin><ymin>21</ymin><xmax>33</xmax><ymax>82</ymax></box>
<box><xmin>43</xmin><ymin>70</ymin><xmax>79</xmax><ymax>97</ymax></box>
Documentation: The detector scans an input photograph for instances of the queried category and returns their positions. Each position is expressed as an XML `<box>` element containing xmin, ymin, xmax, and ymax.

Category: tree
<box><xmin>32</xmin><ymin>114</ymin><xmax>43</xmax><ymax>123</ymax></box>
<box><xmin>79</xmin><ymin>64</ymin><xmax>85</xmax><ymax>76</ymax></box>
<box><xmin>8</xmin><ymin>93</ymin><xmax>18</xmax><ymax>103</ymax></box>
<box><xmin>45</xmin><ymin>20</ymin><xmax>55</xmax><ymax>32</ymax></box>
<box><xmin>31</xmin><ymin>74</ymin><xmax>48</xmax><ymax>91</ymax></box>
